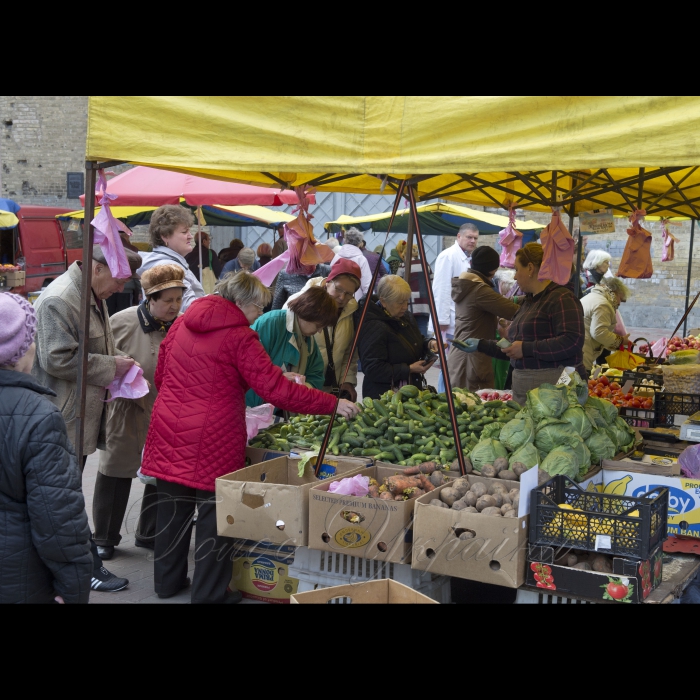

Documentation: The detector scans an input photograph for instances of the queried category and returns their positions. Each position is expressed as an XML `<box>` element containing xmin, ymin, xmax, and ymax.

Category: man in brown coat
<box><xmin>448</xmin><ymin>246</ymin><xmax>519</xmax><ymax>391</ymax></box>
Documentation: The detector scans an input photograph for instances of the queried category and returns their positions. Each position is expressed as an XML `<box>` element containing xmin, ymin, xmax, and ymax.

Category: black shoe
<box><xmin>224</xmin><ymin>589</ymin><xmax>243</xmax><ymax>605</ymax></box>
<box><xmin>157</xmin><ymin>577</ymin><xmax>191</xmax><ymax>600</ymax></box>
<box><xmin>134</xmin><ymin>539</ymin><xmax>155</xmax><ymax>551</ymax></box>
<box><xmin>91</xmin><ymin>567</ymin><xmax>129</xmax><ymax>593</ymax></box>
<box><xmin>97</xmin><ymin>546</ymin><xmax>115</xmax><ymax>561</ymax></box>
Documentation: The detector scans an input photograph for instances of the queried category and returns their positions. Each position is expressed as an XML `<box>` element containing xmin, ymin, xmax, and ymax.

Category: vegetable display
<box><xmin>430</xmin><ymin>477</ymin><xmax>520</xmax><ymax>519</ymax></box>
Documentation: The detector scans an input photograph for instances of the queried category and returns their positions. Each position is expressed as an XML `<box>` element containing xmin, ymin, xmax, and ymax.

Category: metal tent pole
<box><xmin>684</xmin><ymin>219</ymin><xmax>695</xmax><ymax>338</ymax></box>
<box><xmin>75</xmin><ymin>162</ymin><xmax>97</xmax><ymax>465</ymax></box>
<box><xmin>403</xmin><ymin>209</ymin><xmax>414</xmax><ymax>282</ymax></box>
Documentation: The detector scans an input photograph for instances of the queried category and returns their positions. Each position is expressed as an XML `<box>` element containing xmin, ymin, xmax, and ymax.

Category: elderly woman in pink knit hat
<box><xmin>0</xmin><ymin>293</ymin><xmax>93</xmax><ymax>604</ymax></box>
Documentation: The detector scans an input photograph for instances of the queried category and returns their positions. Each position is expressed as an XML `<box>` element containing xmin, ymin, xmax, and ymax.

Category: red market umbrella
<box><xmin>80</xmin><ymin>166</ymin><xmax>312</xmax><ymax>207</ymax></box>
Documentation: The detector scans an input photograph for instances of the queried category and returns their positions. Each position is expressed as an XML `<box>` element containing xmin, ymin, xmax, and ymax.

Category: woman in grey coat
<box><xmin>0</xmin><ymin>293</ymin><xmax>92</xmax><ymax>604</ymax></box>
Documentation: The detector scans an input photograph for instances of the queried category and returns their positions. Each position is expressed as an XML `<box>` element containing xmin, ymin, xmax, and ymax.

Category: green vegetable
<box><xmin>585</xmin><ymin>428</ymin><xmax>617</xmax><ymax>465</ymax></box>
<box><xmin>508</xmin><ymin>442</ymin><xmax>540</xmax><ymax>470</ymax></box>
<box><xmin>499</xmin><ymin>415</ymin><xmax>535</xmax><ymax>452</ymax></box>
<box><xmin>560</xmin><ymin>406</ymin><xmax>593</xmax><ymax>441</ymax></box>
<box><xmin>481</xmin><ymin>421</ymin><xmax>505</xmax><ymax>440</ymax></box>
<box><xmin>586</xmin><ymin>396</ymin><xmax>617</xmax><ymax>426</ymax></box>
<box><xmin>668</xmin><ymin>349</ymin><xmax>700</xmax><ymax>364</ymax></box>
<box><xmin>534</xmin><ymin>418</ymin><xmax>581</xmax><ymax>454</ymax></box>
<box><xmin>540</xmin><ymin>447</ymin><xmax>579</xmax><ymax>481</ymax></box>
<box><xmin>470</xmin><ymin>439</ymin><xmax>509</xmax><ymax>473</ymax></box>
<box><xmin>526</xmin><ymin>383</ymin><xmax>570</xmax><ymax>421</ymax></box>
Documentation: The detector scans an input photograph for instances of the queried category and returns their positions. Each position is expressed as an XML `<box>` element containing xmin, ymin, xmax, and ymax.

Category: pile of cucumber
<box><xmin>248</xmin><ymin>386</ymin><xmax>522</xmax><ymax>467</ymax></box>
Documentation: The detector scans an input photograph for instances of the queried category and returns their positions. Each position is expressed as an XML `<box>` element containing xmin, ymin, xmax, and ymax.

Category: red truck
<box><xmin>0</xmin><ymin>205</ymin><xmax>82</xmax><ymax>295</ymax></box>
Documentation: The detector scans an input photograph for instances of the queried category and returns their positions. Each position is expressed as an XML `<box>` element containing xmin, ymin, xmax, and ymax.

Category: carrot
<box><xmin>387</xmin><ymin>475</ymin><xmax>422</xmax><ymax>495</ymax></box>
<box><xmin>417</xmin><ymin>474</ymin><xmax>435</xmax><ymax>492</ymax></box>
<box><xmin>403</xmin><ymin>461</ymin><xmax>438</xmax><ymax>476</ymax></box>
<box><xmin>367</xmin><ymin>485</ymin><xmax>380</xmax><ymax>499</ymax></box>
<box><xmin>379</xmin><ymin>492</ymin><xmax>394</xmax><ymax>501</ymax></box>
<box><xmin>402</xmin><ymin>466</ymin><xmax>421</xmax><ymax>476</ymax></box>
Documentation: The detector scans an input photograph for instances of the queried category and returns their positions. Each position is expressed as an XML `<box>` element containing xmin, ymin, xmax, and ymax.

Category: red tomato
<box><xmin>643</xmin><ymin>399</ymin><xmax>653</xmax><ymax>409</ymax></box>
<box><xmin>610</xmin><ymin>382</ymin><xmax>621</xmax><ymax>391</ymax></box>
<box><xmin>606</xmin><ymin>582</ymin><xmax>629</xmax><ymax>600</ymax></box>
<box><xmin>599</xmin><ymin>375</ymin><xmax>610</xmax><ymax>386</ymax></box>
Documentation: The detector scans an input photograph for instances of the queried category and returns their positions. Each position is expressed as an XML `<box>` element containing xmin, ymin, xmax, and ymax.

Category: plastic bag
<box><xmin>679</xmin><ymin>444</ymin><xmax>700</xmax><ymax>479</ymax></box>
<box><xmin>328</xmin><ymin>475</ymin><xmax>370</xmax><ymax>497</ymax></box>
<box><xmin>618</xmin><ymin>210</ymin><xmax>653</xmax><ymax>279</ymax></box>
<box><xmin>245</xmin><ymin>404</ymin><xmax>275</xmax><ymax>441</ymax></box>
<box><xmin>106</xmin><ymin>364</ymin><xmax>149</xmax><ymax>402</ymax></box>
<box><xmin>607</xmin><ymin>344</ymin><xmax>645</xmax><ymax>370</ymax></box>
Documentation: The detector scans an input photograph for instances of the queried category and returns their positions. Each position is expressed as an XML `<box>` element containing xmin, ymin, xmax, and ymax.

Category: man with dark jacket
<box><xmin>0</xmin><ymin>293</ymin><xmax>93</xmax><ymax>604</ymax></box>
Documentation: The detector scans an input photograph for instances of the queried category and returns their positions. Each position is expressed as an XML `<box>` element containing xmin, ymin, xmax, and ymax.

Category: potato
<box><xmin>566</xmin><ymin>554</ymin><xmax>579</xmax><ymax>568</ymax></box>
<box><xmin>430</xmin><ymin>470</ymin><xmax>446</xmax><ymax>488</ymax></box>
<box><xmin>538</xmin><ymin>468</ymin><xmax>552</xmax><ymax>485</ymax></box>
<box><xmin>464</xmin><ymin>491</ymin><xmax>478</xmax><ymax>508</ymax></box>
<box><xmin>451</xmin><ymin>457</ymin><xmax>473</xmax><ymax>474</ymax></box>
<box><xmin>501</xmin><ymin>494</ymin><xmax>512</xmax><ymax>506</ymax></box>
<box><xmin>498</xmin><ymin>470</ymin><xmax>519</xmax><ymax>481</ymax></box>
<box><xmin>459</xmin><ymin>530</ymin><xmax>476</xmax><ymax>540</ymax></box>
<box><xmin>440</xmin><ymin>487</ymin><xmax>460</xmax><ymax>507</ymax></box>
<box><xmin>572</xmin><ymin>562</ymin><xmax>592</xmax><ymax>571</ymax></box>
<box><xmin>501</xmin><ymin>504</ymin><xmax>514</xmax><ymax>515</ymax></box>
<box><xmin>590</xmin><ymin>554</ymin><xmax>613</xmax><ymax>574</ymax></box>
<box><xmin>508</xmin><ymin>488</ymin><xmax>520</xmax><ymax>502</ymax></box>
<box><xmin>481</xmin><ymin>464</ymin><xmax>498</xmax><ymax>479</ymax></box>
<box><xmin>493</xmin><ymin>457</ymin><xmax>510</xmax><ymax>472</ymax></box>
<box><xmin>470</xmin><ymin>483</ymin><xmax>488</xmax><ymax>499</ymax></box>
<box><xmin>488</xmin><ymin>483</ymin><xmax>507</xmax><ymax>496</ymax></box>
<box><xmin>511</xmin><ymin>462</ymin><xmax>529</xmax><ymax>478</ymax></box>
<box><xmin>452</xmin><ymin>500</ymin><xmax>468</xmax><ymax>511</ymax></box>
<box><xmin>463</xmin><ymin>507</ymin><xmax>479</xmax><ymax>514</ymax></box>
<box><xmin>430</xmin><ymin>500</ymin><xmax>449</xmax><ymax>509</ymax></box>
<box><xmin>452</xmin><ymin>478</ymin><xmax>470</xmax><ymax>497</ymax></box>
<box><xmin>512</xmin><ymin>496</ymin><xmax>520</xmax><ymax>512</ymax></box>
<box><xmin>481</xmin><ymin>507</ymin><xmax>503</xmax><ymax>517</ymax></box>
<box><xmin>503</xmin><ymin>509</ymin><xmax>518</xmax><ymax>518</ymax></box>
<box><xmin>476</xmin><ymin>495</ymin><xmax>497</xmax><ymax>512</ymax></box>
<box><xmin>491</xmin><ymin>492</ymin><xmax>504</xmax><ymax>508</ymax></box>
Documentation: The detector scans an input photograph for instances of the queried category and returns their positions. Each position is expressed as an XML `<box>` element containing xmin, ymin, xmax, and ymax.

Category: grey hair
<box><xmin>238</xmin><ymin>248</ymin><xmax>256</xmax><ymax>267</ymax></box>
<box><xmin>583</xmin><ymin>249</ymin><xmax>612</xmax><ymax>271</ymax></box>
<box><xmin>377</xmin><ymin>274</ymin><xmax>411</xmax><ymax>304</ymax></box>
<box><xmin>600</xmin><ymin>275</ymin><xmax>631</xmax><ymax>302</ymax></box>
<box><xmin>216</xmin><ymin>270</ymin><xmax>271</xmax><ymax>307</ymax></box>
<box><xmin>493</xmin><ymin>267</ymin><xmax>516</xmax><ymax>295</ymax></box>
<box><xmin>326</xmin><ymin>238</ymin><xmax>340</xmax><ymax>250</ymax></box>
<box><xmin>344</xmin><ymin>227</ymin><xmax>364</xmax><ymax>248</ymax></box>
<box><xmin>458</xmin><ymin>223</ymin><xmax>479</xmax><ymax>236</ymax></box>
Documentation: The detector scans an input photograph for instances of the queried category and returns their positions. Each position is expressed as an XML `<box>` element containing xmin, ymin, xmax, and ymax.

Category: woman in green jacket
<box><xmin>245</xmin><ymin>287</ymin><xmax>339</xmax><ymax>408</ymax></box>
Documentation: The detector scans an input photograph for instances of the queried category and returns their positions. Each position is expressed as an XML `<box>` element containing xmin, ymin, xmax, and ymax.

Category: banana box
<box><xmin>230</xmin><ymin>541</ymin><xmax>299</xmax><ymax>604</ymax></box>
<box><xmin>602</xmin><ymin>471</ymin><xmax>700</xmax><ymax>539</ymax></box>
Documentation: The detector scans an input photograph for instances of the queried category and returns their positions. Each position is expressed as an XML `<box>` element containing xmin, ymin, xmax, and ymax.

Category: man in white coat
<box><xmin>332</xmin><ymin>228</ymin><xmax>372</xmax><ymax>301</ymax></box>
<box><xmin>430</xmin><ymin>223</ymin><xmax>479</xmax><ymax>391</ymax></box>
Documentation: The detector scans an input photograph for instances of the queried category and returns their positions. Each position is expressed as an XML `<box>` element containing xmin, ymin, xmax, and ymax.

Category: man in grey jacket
<box><xmin>33</xmin><ymin>245</ymin><xmax>141</xmax><ymax>593</ymax></box>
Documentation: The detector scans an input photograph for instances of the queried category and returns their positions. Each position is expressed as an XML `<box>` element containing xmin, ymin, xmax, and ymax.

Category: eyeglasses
<box><xmin>329</xmin><ymin>281</ymin><xmax>354</xmax><ymax>298</ymax></box>
<box><xmin>252</xmin><ymin>303</ymin><xmax>265</xmax><ymax>311</ymax></box>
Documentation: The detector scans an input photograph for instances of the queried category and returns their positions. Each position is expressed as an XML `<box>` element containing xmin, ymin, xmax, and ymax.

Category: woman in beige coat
<box><xmin>447</xmin><ymin>247</ymin><xmax>519</xmax><ymax>391</ymax></box>
<box><xmin>93</xmin><ymin>265</ymin><xmax>186</xmax><ymax>560</ymax></box>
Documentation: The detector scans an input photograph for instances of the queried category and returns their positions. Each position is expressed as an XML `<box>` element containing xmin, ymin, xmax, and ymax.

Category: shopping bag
<box><xmin>606</xmin><ymin>343</ymin><xmax>645</xmax><ymax>370</ymax></box>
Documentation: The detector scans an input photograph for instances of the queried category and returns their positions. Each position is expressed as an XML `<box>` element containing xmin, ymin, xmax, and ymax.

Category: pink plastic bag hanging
<box><xmin>498</xmin><ymin>209</ymin><xmax>523</xmax><ymax>269</ymax></box>
<box><xmin>105</xmin><ymin>364</ymin><xmax>149</xmax><ymax>402</ymax></box>
<box><xmin>661</xmin><ymin>220</ymin><xmax>678</xmax><ymax>262</ymax></box>
<box><xmin>618</xmin><ymin>210</ymin><xmax>653</xmax><ymax>279</ymax></box>
<box><xmin>649</xmin><ymin>337</ymin><xmax>668</xmax><ymax>359</ymax></box>
<box><xmin>90</xmin><ymin>171</ymin><xmax>133</xmax><ymax>280</ymax></box>
<box><xmin>245</xmin><ymin>404</ymin><xmax>276</xmax><ymax>441</ymax></box>
<box><xmin>538</xmin><ymin>209</ymin><xmax>576</xmax><ymax>286</ymax></box>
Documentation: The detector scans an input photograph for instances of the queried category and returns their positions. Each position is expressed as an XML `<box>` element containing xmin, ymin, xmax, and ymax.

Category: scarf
<box><xmin>138</xmin><ymin>301</ymin><xmax>176</xmax><ymax>335</ymax></box>
<box><xmin>598</xmin><ymin>285</ymin><xmax>620</xmax><ymax>310</ymax></box>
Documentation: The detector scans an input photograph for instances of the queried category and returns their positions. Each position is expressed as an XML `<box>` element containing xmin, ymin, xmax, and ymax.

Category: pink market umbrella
<box><xmin>80</xmin><ymin>166</ymin><xmax>312</xmax><ymax>207</ymax></box>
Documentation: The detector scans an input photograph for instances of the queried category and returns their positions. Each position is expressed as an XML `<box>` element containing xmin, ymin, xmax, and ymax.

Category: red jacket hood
<box><xmin>183</xmin><ymin>295</ymin><xmax>249</xmax><ymax>334</ymax></box>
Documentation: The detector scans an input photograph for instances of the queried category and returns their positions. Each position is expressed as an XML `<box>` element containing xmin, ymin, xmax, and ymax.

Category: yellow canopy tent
<box><xmin>77</xmin><ymin>95</ymin><xmax>700</xmax><ymax>470</ymax></box>
<box><xmin>0</xmin><ymin>210</ymin><xmax>19</xmax><ymax>229</ymax></box>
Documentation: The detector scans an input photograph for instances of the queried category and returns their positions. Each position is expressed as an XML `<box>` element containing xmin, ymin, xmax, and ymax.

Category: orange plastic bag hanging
<box><xmin>618</xmin><ymin>210</ymin><xmax>653</xmax><ymax>279</ymax></box>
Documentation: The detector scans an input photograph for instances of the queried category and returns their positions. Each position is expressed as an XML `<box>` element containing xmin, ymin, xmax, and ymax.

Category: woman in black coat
<box><xmin>356</xmin><ymin>275</ymin><xmax>440</xmax><ymax>399</ymax></box>
<box><xmin>0</xmin><ymin>293</ymin><xmax>92</xmax><ymax>604</ymax></box>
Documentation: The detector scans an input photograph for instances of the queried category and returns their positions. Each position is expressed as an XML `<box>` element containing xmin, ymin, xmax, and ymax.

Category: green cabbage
<box><xmin>615</xmin><ymin>416</ymin><xmax>637</xmax><ymax>452</ymax></box>
<box><xmin>535</xmin><ymin>418</ymin><xmax>580</xmax><ymax>454</ymax></box>
<box><xmin>570</xmin><ymin>434</ymin><xmax>592</xmax><ymax>478</ymax></box>
<box><xmin>560</xmin><ymin>406</ymin><xmax>593</xmax><ymax>440</ymax></box>
<box><xmin>585</xmin><ymin>429</ymin><xmax>617</xmax><ymax>464</ymax></box>
<box><xmin>508</xmin><ymin>442</ymin><xmax>540</xmax><ymax>470</ymax></box>
<box><xmin>586</xmin><ymin>396</ymin><xmax>618</xmax><ymax>425</ymax></box>
<box><xmin>470</xmin><ymin>439</ymin><xmax>509</xmax><ymax>472</ymax></box>
<box><xmin>584</xmin><ymin>403</ymin><xmax>606</xmax><ymax>429</ymax></box>
<box><xmin>499</xmin><ymin>415</ymin><xmax>535</xmax><ymax>452</ymax></box>
<box><xmin>564</xmin><ymin>371</ymin><xmax>590</xmax><ymax>407</ymax></box>
<box><xmin>481</xmin><ymin>421</ymin><xmax>506</xmax><ymax>440</ymax></box>
<box><xmin>540</xmin><ymin>447</ymin><xmax>579</xmax><ymax>481</ymax></box>
<box><xmin>526</xmin><ymin>383</ymin><xmax>570</xmax><ymax>422</ymax></box>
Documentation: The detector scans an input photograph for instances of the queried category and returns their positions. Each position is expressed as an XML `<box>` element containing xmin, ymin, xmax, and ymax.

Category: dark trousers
<box><xmin>81</xmin><ymin>455</ymin><xmax>104</xmax><ymax>573</ymax></box>
<box><xmin>93</xmin><ymin>473</ymin><xmax>158</xmax><ymax>547</ymax></box>
<box><xmin>154</xmin><ymin>479</ymin><xmax>233</xmax><ymax>604</ymax></box>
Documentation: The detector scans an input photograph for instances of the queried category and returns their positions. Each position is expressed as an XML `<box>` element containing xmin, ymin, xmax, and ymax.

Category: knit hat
<box><xmin>327</xmin><ymin>259</ymin><xmax>362</xmax><ymax>286</ymax></box>
<box><xmin>141</xmin><ymin>264</ymin><xmax>186</xmax><ymax>297</ymax></box>
<box><xmin>470</xmin><ymin>246</ymin><xmax>501</xmax><ymax>276</ymax></box>
<box><xmin>0</xmin><ymin>293</ymin><xmax>37</xmax><ymax>366</ymax></box>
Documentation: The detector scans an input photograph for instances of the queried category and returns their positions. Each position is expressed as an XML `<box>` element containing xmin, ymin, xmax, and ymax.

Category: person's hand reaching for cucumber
<box><xmin>450</xmin><ymin>338</ymin><xmax>480</xmax><ymax>353</ymax></box>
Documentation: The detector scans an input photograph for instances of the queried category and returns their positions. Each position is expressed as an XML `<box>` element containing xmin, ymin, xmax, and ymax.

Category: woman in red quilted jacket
<box><xmin>141</xmin><ymin>271</ymin><xmax>360</xmax><ymax>604</ymax></box>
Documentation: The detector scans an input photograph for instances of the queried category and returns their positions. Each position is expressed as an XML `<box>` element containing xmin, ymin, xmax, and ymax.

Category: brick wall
<box><xmin>0</xmin><ymin>96</ymin><xmax>88</xmax><ymax>206</ymax></box>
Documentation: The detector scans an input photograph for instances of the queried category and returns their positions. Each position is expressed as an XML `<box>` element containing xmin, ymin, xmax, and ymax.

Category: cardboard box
<box><xmin>290</xmin><ymin>579</ymin><xmax>438</xmax><ymax>605</ymax></box>
<box><xmin>411</xmin><ymin>477</ymin><xmax>528</xmax><ymax>588</ymax></box>
<box><xmin>4</xmin><ymin>270</ymin><xmax>25</xmax><ymax>287</ymax></box>
<box><xmin>245</xmin><ymin>446</ymin><xmax>291</xmax><ymax>467</ymax></box>
<box><xmin>526</xmin><ymin>545</ymin><xmax>663</xmax><ymax>603</ymax></box>
<box><xmin>602</xmin><ymin>469</ymin><xmax>700</xmax><ymax>539</ymax></box>
<box><xmin>307</xmin><ymin>464</ymin><xmax>417</xmax><ymax>564</ymax></box>
<box><xmin>230</xmin><ymin>541</ymin><xmax>299</xmax><ymax>604</ymax></box>
<box><xmin>216</xmin><ymin>456</ymin><xmax>368</xmax><ymax>546</ymax></box>
<box><xmin>603</xmin><ymin>442</ymin><xmax>683</xmax><ymax>477</ymax></box>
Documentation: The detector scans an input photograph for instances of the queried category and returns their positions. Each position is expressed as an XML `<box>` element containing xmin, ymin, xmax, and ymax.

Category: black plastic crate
<box><xmin>654</xmin><ymin>393</ymin><xmax>700</xmax><ymax>427</ymax></box>
<box><xmin>621</xmin><ymin>369</ymin><xmax>664</xmax><ymax>389</ymax></box>
<box><xmin>618</xmin><ymin>406</ymin><xmax>657</xmax><ymax>428</ymax></box>
<box><xmin>529</xmin><ymin>475</ymin><xmax>668</xmax><ymax>560</ymax></box>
